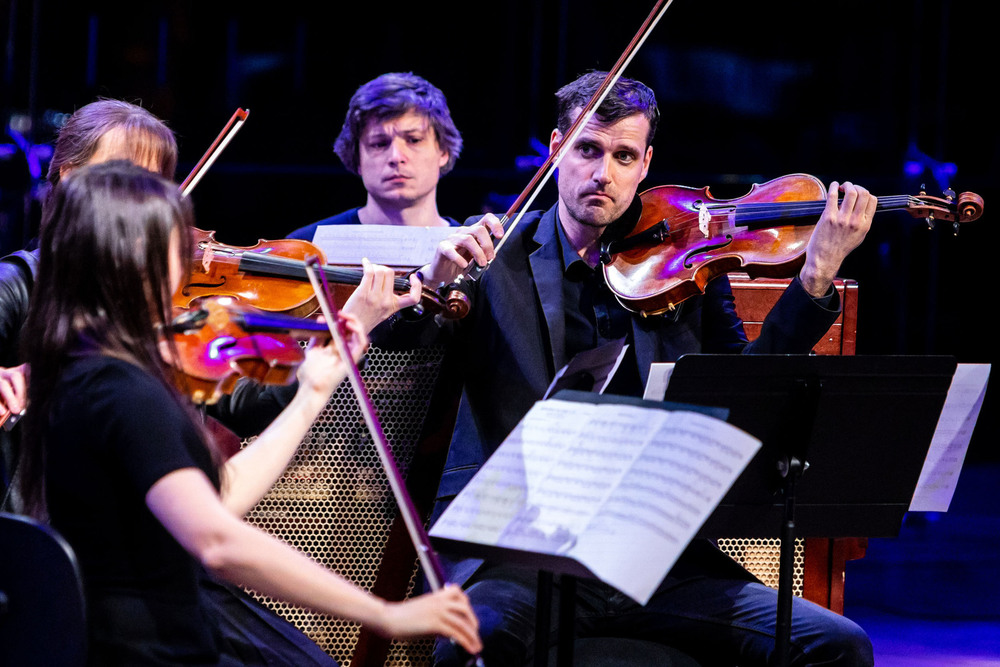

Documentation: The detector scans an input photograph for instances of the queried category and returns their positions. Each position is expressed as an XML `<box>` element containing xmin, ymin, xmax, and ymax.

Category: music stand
<box><xmin>663</xmin><ymin>354</ymin><xmax>957</xmax><ymax>667</ymax></box>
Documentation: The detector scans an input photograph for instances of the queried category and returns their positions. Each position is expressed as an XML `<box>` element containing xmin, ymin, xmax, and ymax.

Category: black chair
<box><xmin>0</xmin><ymin>512</ymin><xmax>87</xmax><ymax>666</ymax></box>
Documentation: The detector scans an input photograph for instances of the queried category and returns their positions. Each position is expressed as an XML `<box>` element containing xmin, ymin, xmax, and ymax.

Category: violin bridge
<box><xmin>698</xmin><ymin>203</ymin><xmax>711</xmax><ymax>238</ymax></box>
<box><xmin>202</xmin><ymin>244</ymin><xmax>216</xmax><ymax>273</ymax></box>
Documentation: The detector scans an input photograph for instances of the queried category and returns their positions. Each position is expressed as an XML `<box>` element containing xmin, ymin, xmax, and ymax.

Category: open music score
<box><xmin>311</xmin><ymin>225</ymin><xmax>456</xmax><ymax>268</ymax></box>
<box><xmin>429</xmin><ymin>394</ymin><xmax>761</xmax><ymax>604</ymax></box>
<box><xmin>910</xmin><ymin>363</ymin><xmax>991</xmax><ymax>512</ymax></box>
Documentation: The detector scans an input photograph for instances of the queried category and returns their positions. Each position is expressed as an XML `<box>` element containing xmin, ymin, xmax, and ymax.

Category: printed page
<box><xmin>430</xmin><ymin>398</ymin><xmax>761</xmax><ymax>603</ymax></box>
<box><xmin>543</xmin><ymin>339</ymin><xmax>629</xmax><ymax>399</ymax></box>
<box><xmin>910</xmin><ymin>364</ymin><xmax>991</xmax><ymax>512</ymax></box>
<box><xmin>311</xmin><ymin>225</ymin><xmax>455</xmax><ymax>268</ymax></box>
<box><xmin>643</xmin><ymin>362</ymin><xmax>676</xmax><ymax>401</ymax></box>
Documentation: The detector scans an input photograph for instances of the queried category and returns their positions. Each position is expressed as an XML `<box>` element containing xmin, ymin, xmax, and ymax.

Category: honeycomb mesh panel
<box><xmin>241</xmin><ymin>344</ymin><xmax>445</xmax><ymax>665</ymax></box>
<box><xmin>239</xmin><ymin>343</ymin><xmax>806</xmax><ymax>665</ymax></box>
<box><xmin>717</xmin><ymin>538</ymin><xmax>805</xmax><ymax>596</ymax></box>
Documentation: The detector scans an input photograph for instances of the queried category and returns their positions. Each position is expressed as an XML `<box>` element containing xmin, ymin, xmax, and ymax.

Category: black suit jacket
<box><xmin>379</xmin><ymin>205</ymin><xmax>840</xmax><ymax>585</ymax></box>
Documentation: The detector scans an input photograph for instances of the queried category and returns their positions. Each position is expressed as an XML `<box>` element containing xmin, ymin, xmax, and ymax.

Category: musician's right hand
<box><xmin>0</xmin><ymin>363</ymin><xmax>28</xmax><ymax>416</ymax></box>
<box><xmin>296</xmin><ymin>313</ymin><xmax>369</xmax><ymax>401</ymax></box>
<box><xmin>422</xmin><ymin>214</ymin><xmax>505</xmax><ymax>287</ymax></box>
<box><xmin>375</xmin><ymin>584</ymin><xmax>482</xmax><ymax>655</ymax></box>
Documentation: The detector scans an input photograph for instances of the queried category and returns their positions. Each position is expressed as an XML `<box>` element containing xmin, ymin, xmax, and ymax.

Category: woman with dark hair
<box><xmin>19</xmin><ymin>161</ymin><xmax>480</xmax><ymax>665</ymax></box>
<box><xmin>1</xmin><ymin>98</ymin><xmax>179</xmax><ymax>510</ymax></box>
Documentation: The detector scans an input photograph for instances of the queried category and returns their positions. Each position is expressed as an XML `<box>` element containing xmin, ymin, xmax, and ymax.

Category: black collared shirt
<box><xmin>555</xmin><ymin>213</ymin><xmax>640</xmax><ymax>394</ymax></box>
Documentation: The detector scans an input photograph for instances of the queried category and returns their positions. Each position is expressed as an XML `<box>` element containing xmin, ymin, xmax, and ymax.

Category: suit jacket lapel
<box><xmin>528</xmin><ymin>207</ymin><xmax>568</xmax><ymax>372</ymax></box>
<box><xmin>631</xmin><ymin>318</ymin><xmax>657</xmax><ymax>392</ymax></box>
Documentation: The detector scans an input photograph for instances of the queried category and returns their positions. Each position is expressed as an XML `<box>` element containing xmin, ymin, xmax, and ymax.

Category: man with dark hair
<box><xmin>380</xmin><ymin>71</ymin><xmax>876</xmax><ymax>666</ymax></box>
<box><xmin>288</xmin><ymin>72</ymin><xmax>462</xmax><ymax>237</ymax></box>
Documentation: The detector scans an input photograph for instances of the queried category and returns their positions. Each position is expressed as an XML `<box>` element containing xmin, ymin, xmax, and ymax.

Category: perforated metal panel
<box><xmin>240</xmin><ymin>345</ymin><xmax>807</xmax><ymax>665</ymax></box>
<box><xmin>717</xmin><ymin>538</ymin><xmax>805</xmax><ymax>596</ymax></box>
<box><xmin>242</xmin><ymin>345</ymin><xmax>444</xmax><ymax>665</ymax></box>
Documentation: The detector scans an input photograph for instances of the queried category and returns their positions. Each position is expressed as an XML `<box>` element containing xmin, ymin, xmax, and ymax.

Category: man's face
<box><xmin>357</xmin><ymin>109</ymin><xmax>449</xmax><ymax>208</ymax></box>
<box><xmin>551</xmin><ymin>109</ymin><xmax>652</xmax><ymax>234</ymax></box>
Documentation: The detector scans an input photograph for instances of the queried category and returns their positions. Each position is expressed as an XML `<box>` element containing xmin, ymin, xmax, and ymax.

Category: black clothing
<box><xmin>44</xmin><ymin>354</ymin><xmax>337</xmax><ymax>665</ymax></box>
<box><xmin>46</xmin><ymin>355</ymin><xmax>223</xmax><ymax>664</ymax></box>
<box><xmin>0</xmin><ymin>249</ymin><xmax>38</xmax><ymax>510</ymax></box>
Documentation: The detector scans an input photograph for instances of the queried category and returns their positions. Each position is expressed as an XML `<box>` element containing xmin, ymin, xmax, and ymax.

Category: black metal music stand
<box><xmin>663</xmin><ymin>354</ymin><xmax>957</xmax><ymax>667</ymax></box>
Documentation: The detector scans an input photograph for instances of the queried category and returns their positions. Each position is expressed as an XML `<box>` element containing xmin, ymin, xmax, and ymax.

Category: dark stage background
<box><xmin>2</xmin><ymin>0</ymin><xmax>996</xmax><ymax>461</ymax></box>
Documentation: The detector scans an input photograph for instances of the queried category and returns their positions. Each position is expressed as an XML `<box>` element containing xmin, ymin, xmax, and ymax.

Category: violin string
<box><xmin>630</xmin><ymin>195</ymin><xmax>922</xmax><ymax>236</ymax></box>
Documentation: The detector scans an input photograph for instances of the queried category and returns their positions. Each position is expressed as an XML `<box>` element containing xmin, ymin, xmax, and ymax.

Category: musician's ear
<box><xmin>640</xmin><ymin>145</ymin><xmax>653</xmax><ymax>182</ymax></box>
<box><xmin>549</xmin><ymin>129</ymin><xmax>563</xmax><ymax>154</ymax></box>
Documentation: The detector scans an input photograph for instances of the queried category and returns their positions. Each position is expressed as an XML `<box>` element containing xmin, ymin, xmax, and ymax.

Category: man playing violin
<box><xmin>288</xmin><ymin>71</ymin><xmax>463</xmax><ymax>237</ymax></box>
<box><xmin>379</xmin><ymin>71</ymin><xmax>876</xmax><ymax>666</ymax></box>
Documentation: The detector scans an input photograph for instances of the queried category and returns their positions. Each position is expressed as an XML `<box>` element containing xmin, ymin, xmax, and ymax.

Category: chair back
<box><xmin>0</xmin><ymin>511</ymin><xmax>87</xmax><ymax>666</ymax></box>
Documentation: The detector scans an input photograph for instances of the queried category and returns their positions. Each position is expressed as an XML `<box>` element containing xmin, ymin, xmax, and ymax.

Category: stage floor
<box><xmin>843</xmin><ymin>463</ymin><xmax>1000</xmax><ymax>666</ymax></box>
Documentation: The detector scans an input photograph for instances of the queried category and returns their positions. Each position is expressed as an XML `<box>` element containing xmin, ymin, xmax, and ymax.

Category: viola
<box><xmin>174</xmin><ymin>228</ymin><xmax>471</xmax><ymax>320</ymax></box>
<box><xmin>599</xmin><ymin>173</ymin><xmax>984</xmax><ymax>315</ymax></box>
<box><xmin>169</xmin><ymin>296</ymin><xmax>330</xmax><ymax>405</ymax></box>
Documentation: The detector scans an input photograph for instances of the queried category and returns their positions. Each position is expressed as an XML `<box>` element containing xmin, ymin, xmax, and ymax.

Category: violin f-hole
<box><xmin>683</xmin><ymin>234</ymin><xmax>734</xmax><ymax>269</ymax></box>
<box><xmin>182</xmin><ymin>276</ymin><xmax>228</xmax><ymax>296</ymax></box>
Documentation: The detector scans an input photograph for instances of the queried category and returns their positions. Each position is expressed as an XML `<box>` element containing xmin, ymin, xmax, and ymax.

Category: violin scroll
<box><xmin>908</xmin><ymin>188</ymin><xmax>984</xmax><ymax>230</ymax></box>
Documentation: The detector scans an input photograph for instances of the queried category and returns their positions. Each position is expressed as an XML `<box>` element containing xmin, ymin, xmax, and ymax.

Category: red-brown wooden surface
<box><xmin>731</xmin><ymin>273</ymin><xmax>865</xmax><ymax>615</ymax></box>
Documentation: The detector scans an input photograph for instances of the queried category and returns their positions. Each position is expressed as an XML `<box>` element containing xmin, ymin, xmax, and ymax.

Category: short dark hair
<box><xmin>46</xmin><ymin>99</ymin><xmax>178</xmax><ymax>186</ymax></box>
<box><xmin>334</xmin><ymin>72</ymin><xmax>462</xmax><ymax>175</ymax></box>
<box><xmin>555</xmin><ymin>72</ymin><xmax>659</xmax><ymax>146</ymax></box>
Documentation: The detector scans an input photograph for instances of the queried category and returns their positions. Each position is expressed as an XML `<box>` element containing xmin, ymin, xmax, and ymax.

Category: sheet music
<box><xmin>643</xmin><ymin>362</ymin><xmax>676</xmax><ymax>400</ymax></box>
<box><xmin>430</xmin><ymin>398</ymin><xmax>761</xmax><ymax>603</ymax></box>
<box><xmin>310</xmin><ymin>225</ymin><xmax>455</xmax><ymax>267</ymax></box>
<box><xmin>543</xmin><ymin>338</ymin><xmax>629</xmax><ymax>399</ymax></box>
<box><xmin>909</xmin><ymin>363</ymin><xmax>991</xmax><ymax>512</ymax></box>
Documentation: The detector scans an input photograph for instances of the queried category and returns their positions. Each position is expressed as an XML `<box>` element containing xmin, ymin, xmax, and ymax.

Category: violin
<box><xmin>169</xmin><ymin>296</ymin><xmax>330</xmax><ymax>404</ymax></box>
<box><xmin>174</xmin><ymin>228</ymin><xmax>470</xmax><ymax>320</ymax></box>
<box><xmin>600</xmin><ymin>173</ymin><xmax>985</xmax><ymax>315</ymax></box>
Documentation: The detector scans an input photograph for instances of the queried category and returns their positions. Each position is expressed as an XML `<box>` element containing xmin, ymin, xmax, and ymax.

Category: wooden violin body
<box><xmin>175</xmin><ymin>228</ymin><xmax>469</xmax><ymax>320</ymax></box>
<box><xmin>602</xmin><ymin>173</ymin><xmax>984</xmax><ymax>315</ymax></box>
<box><xmin>175</xmin><ymin>229</ymin><xmax>332</xmax><ymax>318</ymax></box>
<box><xmin>170</xmin><ymin>296</ymin><xmax>330</xmax><ymax>404</ymax></box>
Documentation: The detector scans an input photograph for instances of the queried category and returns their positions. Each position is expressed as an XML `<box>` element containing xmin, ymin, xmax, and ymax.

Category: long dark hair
<box><xmin>20</xmin><ymin>161</ymin><xmax>197</xmax><ymax>517</ymax></box>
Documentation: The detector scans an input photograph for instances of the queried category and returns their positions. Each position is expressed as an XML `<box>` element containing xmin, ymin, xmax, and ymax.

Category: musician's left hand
<box><xmin>799</xmin><ymin>181</ymin><xmax>876</xmax><ymax>298</ymax></box>
<box><xmin>342</xmin><ymin>258</ymin><xmax>422</xmax><ymax>333</ymax></box>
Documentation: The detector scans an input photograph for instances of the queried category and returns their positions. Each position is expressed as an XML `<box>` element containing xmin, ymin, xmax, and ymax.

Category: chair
<box><xmin>0</xmin><ymin>511</ymin><xmax>87</xmax><ymax>667</ymax></box>
<box><xmin>239</xmin><ymin>277</ymin><xmax>866</xmax><ymax>665</ymax></box>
